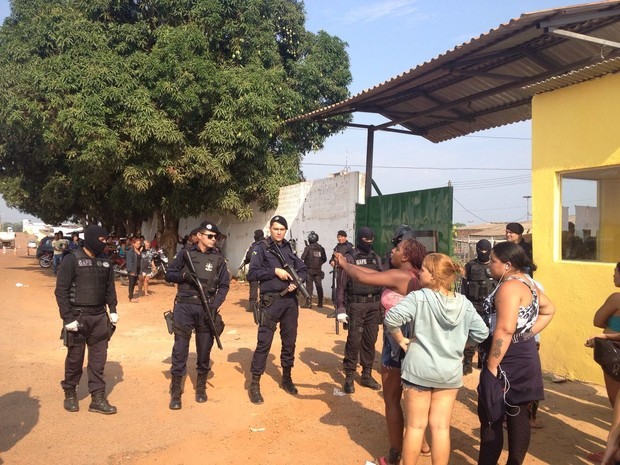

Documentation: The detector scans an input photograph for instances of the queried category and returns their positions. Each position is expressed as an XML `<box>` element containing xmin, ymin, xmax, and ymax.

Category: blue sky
<box><xmin>0</xmin><ymin>0</ymin><xmax>577</xmax><ymax>224</ymax></box>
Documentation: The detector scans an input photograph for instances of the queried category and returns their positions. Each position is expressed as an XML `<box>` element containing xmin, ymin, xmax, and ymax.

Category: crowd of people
<box><xmin>50</xmin><ymin>217</ymin><xmax>583</xmax><ymax>465</ymax></box>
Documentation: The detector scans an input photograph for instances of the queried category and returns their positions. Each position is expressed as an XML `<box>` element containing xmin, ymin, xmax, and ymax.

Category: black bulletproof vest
<box><xmin>70</xmin><ymin>248</ymin><xmax>111</xmax><ymax>306</ymax></box>
<box><xmin>334</xmin><ymin>242</ymin><xmax>353</xmax><ymax>256</ymax></box>
<box><xmin>305</xmin><ymin>243</ymin><xmax>324</xmax><ymax>270</ymax></box>
<box><xmin>178</xmin><ymin>249</ymin><xmax>224</xmax><ymax>294</ymax></box>
<box><xmin>464</xmin><ymin>260</ymin><xmax>497</xmax><ymax>303</ymax></box>
<box><xmin>347</xmin><ymin>249</ymin><xmax>382</xmax><ymax>296</ymax></box>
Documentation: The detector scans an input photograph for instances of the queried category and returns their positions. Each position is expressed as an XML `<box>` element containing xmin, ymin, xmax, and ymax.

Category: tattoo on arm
<box><xmin>491</xmin><ymin>339</ymin><xmax>503</xmax><ymax>358</ymax></box>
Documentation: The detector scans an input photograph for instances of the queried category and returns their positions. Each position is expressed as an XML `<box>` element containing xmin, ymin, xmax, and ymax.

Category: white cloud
<box><xmin>343</xmin><ymin>0</ymin><xmax>419</xmax><ymax>24</ymax></box>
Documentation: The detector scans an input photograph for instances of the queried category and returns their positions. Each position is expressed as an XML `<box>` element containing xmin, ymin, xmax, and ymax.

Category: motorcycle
<box><xmin>150</xmin><ymin>249</ymin><xmax>173</xmax><ymax>285</ymax></box>
<box><xmin>39</xmin><ymin>250</ymin><xmax>53</xmax><ymax>268</ymax></box>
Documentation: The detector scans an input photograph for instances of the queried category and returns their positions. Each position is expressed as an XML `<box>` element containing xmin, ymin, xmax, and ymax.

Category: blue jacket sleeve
<box><xmin>165</xmin><ymin>247</ymin><xmax>188</xmax><ymax>283</ymax></box>
<box><xmin>247</xmin><ymin>242</ymin><xmax>275</xmax><ymax>283</ymax></box>
<box><xmin>55</xmin><ymin>253</ymin><xmax>77</xmax><ymax>324</ymax></box>
<box><xmin>212</xmin><ymin>258</ymin><xmax>230</xmax><ymax>311</ymax></box>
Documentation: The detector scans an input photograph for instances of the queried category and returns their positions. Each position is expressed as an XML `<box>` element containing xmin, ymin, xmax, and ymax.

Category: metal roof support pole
<box><xmin>365</xmin><ymin>126</ymin><xmax>375</xmax><ymax>204</ymax></box>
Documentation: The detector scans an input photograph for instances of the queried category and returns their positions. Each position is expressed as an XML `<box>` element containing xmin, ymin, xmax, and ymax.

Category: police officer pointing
<box><xmin>55</xmin><ymin>224</ymin><xmax>119</xmax><ymax>414</ymax></box>
<box><xmin>165</xmin><ymin>220</ymin><xmax>230</xmax><ymax>410</ymax></box>
<box><xmin>247</xmin><ymin>215</ymin><xmax>307</xmax><ymax>404</ymax></box>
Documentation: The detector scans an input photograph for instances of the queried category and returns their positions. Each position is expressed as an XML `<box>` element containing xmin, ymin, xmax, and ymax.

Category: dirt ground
<box><xmin>0</xmin><ymin>233</ymin><xmax>613</xmax><ymax>465</ymax></box>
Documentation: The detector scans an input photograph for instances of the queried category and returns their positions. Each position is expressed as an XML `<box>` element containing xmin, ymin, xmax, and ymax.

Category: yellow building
<box><xmin>291</xmin><ymin>3</ymin><xmax>620</xmax><ymax>383</ymax></box>
<box><xmin>533</xmin><ymin>72</ymin><xmax>620</xmax><ymax>382</ymax></box>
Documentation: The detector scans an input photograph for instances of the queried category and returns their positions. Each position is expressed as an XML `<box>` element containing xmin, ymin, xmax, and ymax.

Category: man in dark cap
<box><xmin>55</xmin><ymin>224</ymin><xmax>119</xmax><ymax>414</ymax></box>
<box><xmin>165</xmin><ymin>220</ymin><xmax>230</xmax><ymax>409</ymax></box>
<box><xmin>246</xmin><ymin>215</ymin><xmax>307</xmax><ymax>404</ymax></box>
<box><xmin>461</xmin><ymin>239</ymin><xmax>497</xmax><ymax>374</ymax></box>
<box><xmin>300</xmin><ymin>231</ymin><xmax>327</xmax><ymax>308</ymax></box>
<box><xmin>241</xmin><ymin>229</ymin><xmax>265</xmax><ymax>312</ymax></box>
<box><xmin>505</xmin><ymin>222</ymin><xmax>532</xmax><ymax>260</ymax></box>
<box><xmin>505</xmin><ymin>222</ymin><xmax>534</xmax><ymax>276</ymax></box>
<box><xmin>335</xmin><ymin>226</ymin><xmax>383</xmax><ymax>394</ymax></box>
<box><xmin>185</xmin><ymin>227</ymin><xmax>201</xmax><ymax>249</ymax></box>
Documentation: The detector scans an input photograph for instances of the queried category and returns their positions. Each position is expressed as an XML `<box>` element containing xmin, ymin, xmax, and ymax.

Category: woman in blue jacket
<box><xmin>384</xmin><ymin>253</ymin><xmax>489</xmax><ymax>465</ymax></box>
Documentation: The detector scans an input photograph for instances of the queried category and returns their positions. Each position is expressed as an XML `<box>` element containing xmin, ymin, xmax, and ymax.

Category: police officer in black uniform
<box><xmin>327</xmin><ymin>230</ymin><xmax>353</xmax><ymax>317</ymax></box>
<box><xmin>165</xmin><ymin>220</ymin><xmax>230</xmax><ymax>410</ymax></box>
<box><xmin>461</xmin><ymin>239</ymin><xmax>497</xmax><ymax>374</ymax></box>
<box><xmin>247</xmin><ymin>215</ymin><xmax>307</xmax><ymax>404</ymax></box>
<box><xmin>335</xmin><ymin>226</ymin><xmax>383</xmax><ymax>394</ymax></box>
<box><xmin>55</xmin><ymin>224</ymin><xmax>119</xmax><ymax>414</ymax></box>
<box><xmin>300</xmin><ymin>231</ymin><xmax>327</xmax><ymax>308</ymax></box>
<box><xmin>242</xmin><ymin>229</ymin><xmax>265</xmax><ymax>312</ymax></box>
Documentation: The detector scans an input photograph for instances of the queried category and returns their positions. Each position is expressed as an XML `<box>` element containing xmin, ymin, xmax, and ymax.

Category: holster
<box><xmin>256</xmin><ymin>302</ymin><xmax>277</xmax><ymax>331</ymax></box>
<box><xmin>164</xmin><ymin>310</ymin><xmax>174</xmax><ymax>334</ymax></box>
<box><xmin>213</xmin><ymin>312</ymin><xmax>225</xmax><ymax>337</ymax></box>
<box><xmin>60</xmin><ymin>327</ymin><xmax>86</xmax><ymax>347</ymax></box>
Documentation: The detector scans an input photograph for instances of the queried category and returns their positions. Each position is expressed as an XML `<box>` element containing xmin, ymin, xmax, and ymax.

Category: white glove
<box><xmin>65</xmin><ymin>320</ymin><xmax>80</xmax><ymax>332</ymax></box>
<box><xmin>109</xmin><ymin>313</ymin><xmax>119</xmax><ymax>324</ymax></box>
<box><xmin>337</xmin><ymin>313</ymin><xmax>349</xmax><ymax>324</ymax></box>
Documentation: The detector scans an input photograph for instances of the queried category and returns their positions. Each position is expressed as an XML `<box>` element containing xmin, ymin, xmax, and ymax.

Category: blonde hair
<box><xmin>422</xmin><ymin>253</ymin><xmax>463</xmax><ymax>291</ymax></box>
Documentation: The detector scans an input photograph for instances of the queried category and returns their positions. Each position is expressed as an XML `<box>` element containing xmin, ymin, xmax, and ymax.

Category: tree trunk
<box><xmin>161</xmin><ymin>214</ymin><xmax>180</xmax><ymax>261</ymax></box>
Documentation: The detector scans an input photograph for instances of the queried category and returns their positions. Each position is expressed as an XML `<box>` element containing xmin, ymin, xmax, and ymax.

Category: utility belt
<box><xmin>70</xmin><ymin>305</ymin><xmax>106</xmax><ymax>316</ymax></box>
<box><xmin>260</xmin><ymin>291</ymin><xmax>295</xmax><ymax>302</ymax></box>
<box><xmin>175</xmin><ymin>294</ymin><xmax>213</xmax><ymax>305</ymax></box>
<box><xmin>348</xmin><ymin>293</ymin><xmax>381</xmax><ymax>304</ymax></box>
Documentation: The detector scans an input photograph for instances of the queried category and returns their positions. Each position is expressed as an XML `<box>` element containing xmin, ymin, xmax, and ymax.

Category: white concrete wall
<box><xmin>144</xmin><ymin>171</ymin><xmax>365</xmax><ymax>302</ymax></box>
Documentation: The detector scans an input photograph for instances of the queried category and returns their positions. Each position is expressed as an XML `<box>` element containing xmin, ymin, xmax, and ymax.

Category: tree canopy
<box><xmin>0</xmin><ymin>0</ymin><xmax>352</xmax><ymax>241</ymax></box>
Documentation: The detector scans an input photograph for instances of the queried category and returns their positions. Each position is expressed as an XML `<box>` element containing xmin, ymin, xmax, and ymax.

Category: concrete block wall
<box><xmin>145</xmin><ymin>171</ymin><xmax>365</xmax><ymax>304</ymax></box>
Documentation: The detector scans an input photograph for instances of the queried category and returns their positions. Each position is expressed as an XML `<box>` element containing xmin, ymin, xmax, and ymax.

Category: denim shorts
<box><xmin>381</xmin><ymin>331</ymin><xmax>402</xmax><ymax>369</ymax></box>
<box><xmin>402</xmin><ymin>378</ymin><xmax>432</xmax><ymax>392</ymax></box>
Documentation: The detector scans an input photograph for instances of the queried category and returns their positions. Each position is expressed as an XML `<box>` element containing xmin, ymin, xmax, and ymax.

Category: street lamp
<box><xmin>523</xmin><ymin>195</ymin><xmax>532</xmax><ymax>222</ymax></box>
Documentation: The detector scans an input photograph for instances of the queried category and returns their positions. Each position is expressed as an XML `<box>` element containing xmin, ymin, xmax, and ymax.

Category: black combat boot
<box><xmin>88</xmin><ymin>390</ymin><xmax>117</xmax><ymax>415</ymax></box>
<box><xmin>281</xmin><ymin>367</ymin><xmax>298</xmax><ymax>395</ymax></box>
<box><xmin>360</xmin><ymin>368</ymin><xmax>381</xmax><ymax>390</ymax></box>
<box><xmin>195</xmin><ymin>373</ymin><xmax>208</xmax><ymax>403</ymax></box>
<box><xmin>301</xmin><ymin>297</ymin><xmax>312</xmax><ymax>309</ymax></box>
<box><xmin>343</xmin><ymin>370</ymin><xmax>355</xmax><ymax>394</ymax></box>
<box><xmin>317</xmin><ymin>288</ymin><xmax>324</xmax><ymax>308</ymax></box>
<box><xmin>249</xmin><ymin>374</ymin><xmax>264</xmax><ymax>404</ymax></box>
<box><xmin>169</xmin><ymin>375</ymin><xmax>183</xmax><ymax>410</ymax></box>
<box><xmin>63</xmin><ymin>387</ymin><xmax>79</xmax><ymax>412</ymax></box>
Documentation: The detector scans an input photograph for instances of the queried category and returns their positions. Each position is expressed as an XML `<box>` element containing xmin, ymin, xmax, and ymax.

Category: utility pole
<box><xmin>523</xmin><ymin>195</ymin><xmax>532</xmax><ymax>222</ymax></box>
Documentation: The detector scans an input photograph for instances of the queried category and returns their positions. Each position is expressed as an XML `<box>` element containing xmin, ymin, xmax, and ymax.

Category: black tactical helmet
<box><xmin>392</xmin><ymin>224</ymin><xmax>413</xmax><ymax>247</ymax></box>
<box><xmin>307</xmin><ymin>231</ymin><xmax>319</xmax><ymax>244</ymax></box>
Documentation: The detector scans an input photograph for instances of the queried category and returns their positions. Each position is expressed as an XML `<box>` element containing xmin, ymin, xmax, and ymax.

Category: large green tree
<box><xmin>0</xmin><ymin>0</ymin><xmax>351</xmax><ymax>253</ymax></box>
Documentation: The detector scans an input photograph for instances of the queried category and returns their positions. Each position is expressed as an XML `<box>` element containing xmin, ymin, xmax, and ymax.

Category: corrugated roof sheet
<box><xmin>288</xmin><ymin>1</ymin><xmax>620</xmax><ymax>143</ymax></box>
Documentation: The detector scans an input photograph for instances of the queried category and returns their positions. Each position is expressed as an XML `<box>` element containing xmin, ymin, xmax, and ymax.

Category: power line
<box><xmin>453</xmin><ymin>197</ymin><xmax>490</xmax><ymax>223</ymax></box>
<box><xmin>302</xmin><ymin>162</ymin><xmax>529</xmax><ymax>171</ymax></box>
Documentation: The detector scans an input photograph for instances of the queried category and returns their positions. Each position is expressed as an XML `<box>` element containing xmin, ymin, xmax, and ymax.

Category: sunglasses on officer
<box><xmin>199</xmin><ymin>231</ymin><xmax>217</xmax><ymax>239</ymax></box>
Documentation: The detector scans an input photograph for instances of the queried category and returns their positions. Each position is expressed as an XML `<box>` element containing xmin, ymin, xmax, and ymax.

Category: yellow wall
<box><xmin>532</xmin><ymin>73</ymin><xmax>620</xmax><ymax>383</ymax></box>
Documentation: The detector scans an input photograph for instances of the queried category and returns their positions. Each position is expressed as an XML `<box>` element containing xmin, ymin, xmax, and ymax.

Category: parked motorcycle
<box><xmin>149</xmin><ymin>249</ymin><xmax>173</xmax><ymax>285</ymax></box>
<box><xmin>39</xmin><ymin>250</ymin><xmax>53</xmax><ymax>268</ymax></box>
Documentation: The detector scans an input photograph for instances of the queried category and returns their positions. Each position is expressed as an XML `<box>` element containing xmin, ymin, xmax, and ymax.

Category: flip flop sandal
<box><xmin>376</xmin><ymin>457</ymin><xmax>389</xmax><ymax>465</ymax></box>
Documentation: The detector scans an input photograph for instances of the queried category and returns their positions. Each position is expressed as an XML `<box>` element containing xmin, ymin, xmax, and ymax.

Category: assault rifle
<box><xmin>267</xmin><ymin>242</ymin><xmax>311</xmax><ymax>301</ymax></box>
<box><xmin>333</xmin><ymin>266</ymin><xmax>339</xmax><ymax>335</ymax></box>
<box><xmin>183</xmin><ymin>250</ymin><xmax>223</xmax><ymax>350</ymax></box>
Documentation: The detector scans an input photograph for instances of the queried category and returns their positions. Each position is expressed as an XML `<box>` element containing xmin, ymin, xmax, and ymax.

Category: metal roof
<box><xmin>288</xmin><ymin>1</ymin><xmax>620</xmax><ymax>143</ymax></box>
